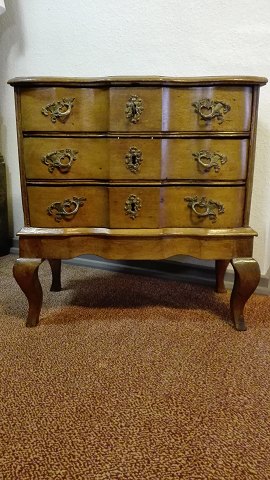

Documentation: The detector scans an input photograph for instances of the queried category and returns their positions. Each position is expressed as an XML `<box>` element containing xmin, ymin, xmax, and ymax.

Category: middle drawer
<box><xmin>24</xmin><ymin>137</ymin><xmax>248</xmax><ymax>181</ymax></box>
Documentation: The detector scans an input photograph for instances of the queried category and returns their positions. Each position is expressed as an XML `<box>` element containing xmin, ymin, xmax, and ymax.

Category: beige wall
<box><xmin>0</xmin><ymin>0</ymin><xmax>270</xmax><ymax>273</ymax></box>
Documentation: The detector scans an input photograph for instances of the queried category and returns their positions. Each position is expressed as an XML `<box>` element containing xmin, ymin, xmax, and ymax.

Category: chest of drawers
<box><xmin>9</xmin><ymin>76</ymin><xmax>267</xmax><ymax>330</ymax></box>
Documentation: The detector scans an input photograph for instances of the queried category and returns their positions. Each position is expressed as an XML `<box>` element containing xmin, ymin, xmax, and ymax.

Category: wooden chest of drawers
<box><xmin>9</xmin><ymin>76</ymin><xmax>267</xmax><ymax>330</ymax></box>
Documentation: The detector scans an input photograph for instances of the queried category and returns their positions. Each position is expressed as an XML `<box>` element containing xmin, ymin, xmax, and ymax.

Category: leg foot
<box><xmin>215</xmin><ymin>260</ymin><xmax>230</xmax><ymax>293</ymax></box>
<box><xmin>48</xmin><ymin>259</ymin><xmax>62</xmax><ymax>292</ymax></box>
<box><xmin>13</xmin><ymin>258</ymin><xmax>44</xmax><ymax>327</ymax></box>
<box><xmin>230</xmin><ymin>258</ymin><xmax>260</xmax><ymax>331</ymax></box>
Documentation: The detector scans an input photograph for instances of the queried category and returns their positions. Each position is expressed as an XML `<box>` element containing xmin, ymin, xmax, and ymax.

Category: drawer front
<box><xmin>24</xmin><ymin>138</ymin><xmax>247</xmax><ymax>181</ymax></box>
<box><xmin>162</xmin><ymin>86</ymin><xmax>252</xmax><ymax>132</ymax></box>
<box><xmin>20</xmin><ymin>87</ymin><xmax>109</xmax><ymax>131</ymax></box>
<box><xmin>20</xmin><ymin>86</ymin><xmax>251</xmax><ymax>133</ymax></box>
<box><xmin>27</xmin><ymin>185</ymin><xmax>245</xmax><ymax>229</ymax></box>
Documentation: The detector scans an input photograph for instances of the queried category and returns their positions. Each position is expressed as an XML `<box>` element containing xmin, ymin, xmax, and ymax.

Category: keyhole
<box><xmin>132</xmin><ymin>104</ymin><xmax>137</xmax><ymax>116</ymax></box>
<box><xmin>131</xmin><ymin>201</ymin><xmax>136</xmax><ymax>212</ymax></box>
<box><xmin>131</xmin><ymin>154</ymin><xmax>137</xmax><ymax>165</ymax></box>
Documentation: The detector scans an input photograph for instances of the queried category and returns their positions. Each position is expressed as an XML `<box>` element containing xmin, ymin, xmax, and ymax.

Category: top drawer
<box><xmin>19</xmin><ymin>86</ymin><xmax>252</xmax><ymax>132</ymax></box>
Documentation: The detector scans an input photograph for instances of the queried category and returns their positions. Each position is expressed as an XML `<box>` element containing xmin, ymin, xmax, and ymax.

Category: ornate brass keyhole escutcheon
<box><xmin>192</xmin><ymin>98</ymin><xmax>231</xmax><ymax>124</ymax></box>
<box><xmin>184</xmin><ymin>196</ymin><xmax>225</xmax><ymax>223</ymax></box>
<box><xmin>125</xmin><ymin>95</ymin><xmax>144</xmax><ymax>124</ymax></box>
<box><xmin>192</xmin><ymin>150</ymin><xmax>227</xmax><ymax>173</ymax></box>
<box><xmin>125</xmin><ymin>147</ymin><xmax>143</xmax><ymax>173</ymax></box>
<box><xmin>41</xmin><ymin>97</ymin><xmax>75</xmax><ymax>123</ymax></box>
<box><xmin>124</xmin><ymin>194</ymin><xmax>142</xmax><ymax>219</ymax></box>
<box><xmin>42</xmin><ymin>149</ymin><xmax>78</xmax><ymax>173</ymax></box>
<box><xmin>47</xmin><ymin>196</ymin><xmax>86</xmax><ymax>222</ymax></box>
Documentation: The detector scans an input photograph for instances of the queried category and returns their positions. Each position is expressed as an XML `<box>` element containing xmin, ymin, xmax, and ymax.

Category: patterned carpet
<box><xmin>0</xmin><ymin>254</ymin><xmax>270</xmax><ymax>479</ymax></box>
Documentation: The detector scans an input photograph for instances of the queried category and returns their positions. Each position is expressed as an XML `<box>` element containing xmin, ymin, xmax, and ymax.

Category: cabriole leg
<box><xmin>13</xmin><ymin>258</ymin><xmax>44</xmax><ymax>327</ymax></box>
<box><xmin>230</xmin><ymin>258</ymin><xmax>260</xmax><ymax>331</ymax></box>
<box><xmin>48</xmin><ymin>259</ymin><xmax>62</xmax><ymax>292</ymax></box>
<box><xmin>215</xmin><ymin>260</ymin><xmax>230</xmax><ymax>293</ymax></box>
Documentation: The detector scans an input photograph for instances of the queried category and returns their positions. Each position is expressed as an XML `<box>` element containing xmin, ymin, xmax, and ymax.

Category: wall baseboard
<box><xmin>10</xmin><ymin>238</ymin><xmax>270</xmax><ymax>295</ymax></box>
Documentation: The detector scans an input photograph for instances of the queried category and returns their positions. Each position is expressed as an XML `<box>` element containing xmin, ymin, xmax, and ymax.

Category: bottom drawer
<box><xmin>27</xmin><ymin>185</ymin><xmax>245</xmax><ymax>229</ymax></box>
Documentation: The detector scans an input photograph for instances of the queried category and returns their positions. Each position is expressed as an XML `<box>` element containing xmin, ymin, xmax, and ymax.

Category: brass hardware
<box><xmin>184</xmin><ymin>196</ymin><xmax>224</xmax><ymax>223</ymax></box>
<box><xmin>125</xmin><ymin>147</ymin><xmax>143</xmax><ymax>173</ymax></box>
<box><xmin>125</xmin><ymin>95</ymin><xmax>144</xmax><ymax>123</ymax></box>
<box><xmin>192</xmin><ymin>150</ymin><xmax>227</xmax><ymax>173</ymax></box>
<box><xmin>41</xmin><ymin>98</ymin><xmax>75</xmax><ymax>123</ymax></box>
<box><xmin>124</xmin><ymin>194</ymin><xmax>142</xmax><ymax>219</ymax></box>
<box><xmin>42</xmin><ymin>149</ymin><xmax>78</xmax><ymax>173</ymax></box>
<box><xmin>192</xmin><ymin>98</ymin><xmax>231</xmax><ymax>124</ymax></box>
<box><xmin>47</xmin><ymin>196</ymin><xmax>86</xmax><ymax>222</ymax></box>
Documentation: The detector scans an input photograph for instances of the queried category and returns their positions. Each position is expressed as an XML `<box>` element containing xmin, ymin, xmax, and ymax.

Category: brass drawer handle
<box><xmin>192</xmin><ymin>98</ymin><xmax>231</xmax><ymax>124</ymax></box>
<box><xmin>47</xmin><ymin>196</ymin><xmax>86</xmax><ymax>222</ymax></box>
<box><xmin>41</xmin><ymin>97</ymin><xmax>75</xmax><ymax>123</ymax></box>
<box><xmin>125</xmin><ymin>95</ymin><xmax>144</xmax><ymax>124</ymax></box>
<box><xmin>184</xmin><ymin>196</ymin><xmax>224</xmax><ymax>223</ymax></box>
<box><xmin>125</xmin><ymin>147</ymin><xmax>143</xmax><ymax>173</ymax></box>
<box><xmin>124</xmin><ymin>194</ymin><xmax>142</xmax><ymax>219</ymax></box>
<box><xmin>42</xmin><ymin>149</ymin><xmax>78</xmax><ymax>173</ymax></box>
<box><xmin>192</xmin><ymin>150</ymin><xmax>227</xmax><ymax>173</ymax></box>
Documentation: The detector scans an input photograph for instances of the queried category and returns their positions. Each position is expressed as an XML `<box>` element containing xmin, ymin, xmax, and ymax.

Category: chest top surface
<box><xmin>8</xmin><ymin>75</ymin><xmax>268</xmax><ymax>85</ymax></box>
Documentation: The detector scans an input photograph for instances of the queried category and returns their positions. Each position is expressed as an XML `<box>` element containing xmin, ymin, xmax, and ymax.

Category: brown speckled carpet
<box><xmin>0</xmin><ymin>254</ymin><xmax>270</xmax><ymax>479</ymax></box>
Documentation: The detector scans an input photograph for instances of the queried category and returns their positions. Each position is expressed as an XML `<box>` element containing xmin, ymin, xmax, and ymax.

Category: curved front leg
<box><xmin>230</xmin><ymin>258</ymin><xmax>260</xmax><ymax>331</ymax></box>
<box><xmin>215</xmin><ymin>260</ymin><xmax>230</xmax><ymax>293</ymax></box>
<box><xmin>13</xmin><ymin>258</ymin><xmax>44</xmax><ymax>327</ymax></box>
<box><xmin>48</xmin><ymin>259</ymin><xmax>62</xmax><ymax>292</ymax></box>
